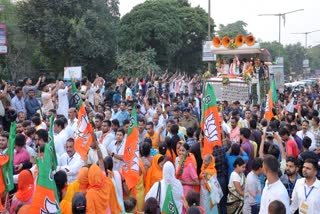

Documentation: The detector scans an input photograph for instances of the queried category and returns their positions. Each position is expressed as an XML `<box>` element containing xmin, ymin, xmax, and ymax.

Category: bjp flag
<box><xmin>74</xmin><ymin>104</ymin><xmax>93</xmax><ymax>159</ymax></box>
<box><xmin>48</xmin><ymin>116</ymin><xmax>58</xmax><ymax>170</ymax></box>
<box><xmin>29</xmin><ymin>144</ymin><xmax>61</xmax><ymax>213</ymax></box>
<box><xmin>122</xmin><ymin>105</ymin><xmax>140</xmax><ymax>190</ymax></box>
<box><xmin>0</xmin><ymin>122</ymin><xmax>15</xmax><ymax>211</ymax></box>
<box><xmin>201</xmin><ymin>84</ymin><xmax>221</xmax><ymax>156</ymax></box>
<box><xmin>264</xmin><ymin>89</ymin><xmax>274</xmax><ymax>121</ymax></box>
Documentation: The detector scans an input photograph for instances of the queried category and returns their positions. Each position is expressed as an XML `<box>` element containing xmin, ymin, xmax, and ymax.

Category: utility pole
<box><xmin>259</xmin><ymin>9</ymin><xmax>303</xmax><ymax>56</ymax></box>
<box><xmin>291</xmin><ymin>30</ymin><xmax>320</xmax><ymax>48</ymax></box>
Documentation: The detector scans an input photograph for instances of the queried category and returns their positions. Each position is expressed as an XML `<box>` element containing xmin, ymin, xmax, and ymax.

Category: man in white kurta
<box><xmin>57</xmin><ymin>139</ymin><xmax>84</xmax><ymax>183</ymax></box>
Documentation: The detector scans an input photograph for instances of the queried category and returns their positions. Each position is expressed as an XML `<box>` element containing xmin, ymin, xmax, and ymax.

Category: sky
<box><xmin>119</xmin><ymin>0</ymin><xmax>320</xmax><ymax>47</ymax></box>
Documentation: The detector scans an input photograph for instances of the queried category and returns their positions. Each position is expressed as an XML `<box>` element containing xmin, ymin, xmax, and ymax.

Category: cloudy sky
<box><xmin>119</xmin><ymin>0</ymin><xmax>320</xmax><ymax>47</ymax></box>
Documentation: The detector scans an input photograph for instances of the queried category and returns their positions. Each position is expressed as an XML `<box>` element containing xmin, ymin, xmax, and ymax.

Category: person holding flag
<box><xmin>264</xmin><ymin>89</ymin><xmax>274</xmax><ymax>121</ymax></box>
<box><xmin>70</xmin><ymin>79</ymin><xmax>93</xmax><ymax>160</ymax></box>
<box><xmin>29</xmin><ymin>143</ymin><xmax>61</xmax><ymax>213</ymax></box>
<box><xmin>0</xmin><ymin>122</ymin><xmax>16</xmax><ymax>212</ymax></box>
<box><xmin>201</xmin><ymin>84</ymin><xmax>222</xmax><ymax>156</ymax></box>
<box><xmin>121</xmin><ymin>105</ymin><xmax>144</xmax><ymax>210</ymax></box>
<box><xmin>145</xmin><ymin>161</ymin><xmax>183</xmax><ymax>214</ymax></box>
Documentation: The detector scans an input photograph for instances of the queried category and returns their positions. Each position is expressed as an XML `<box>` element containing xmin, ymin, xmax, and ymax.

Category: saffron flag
<box><xmin>122</xmin><ymin>105</ymin><xmax>140</xmax><ymax>190</ymax></box>
<box><xmin>162</xmin><ymin>185</ymin><xmax>179</xmax><ymax>214</ymax></box>
<box><xmin>74</xmin><ymin>104</ymin><xmax>93</xmax><ymax>159</ymax></box>
<box><xmin>271</xmin><ymin>78</ymin><xmax>278</xmax><ymax>102</ymax></box>
<box><xmin>71</xmin><ymin>79</ymin><xmax>93</xmax><ymax>159</ymax></box>
<box><xmin>29</xmin><ymin>144</ymin><xmax>61</xmax><ymax>213</ymax></box>
<box><xmin>1</xmin><ymin>122</ymin><xmax>16</xmax><ymax>194</ymax></box>
<box><xmin>48</xmin><ymin>115</ymin><xmax>58</xmax><ymax>170</ymax></box>
<box><xmin>264</xmin><ymin>89</ymin><xmax>274</xmax><ymax>120</ymax></box>
<box><xmin>201</xmin><ymin>84</ymin><xmax>221</xmax><ymax>156</ymax></box>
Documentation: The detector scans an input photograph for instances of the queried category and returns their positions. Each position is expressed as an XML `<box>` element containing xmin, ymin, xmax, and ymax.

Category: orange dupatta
<box><xmin>145</xmin><ymin>154</ymin><xmax>163</xmax><ymax>194</ymax></box>
<box><xmin>199</xmin><ymin>154</ymin><xmax>217</xmax><ymax>180</ymax></box>
<box><xmin>86</xmin><ymin>164</ymin><xmax>121</xmax><ymax>214</ymax></box>
<box><xmin>199</xmin><ymin>154</ymin><xmax>217</xmax><ymax>209</ymax></box>
<box><xmin>15</xmin><ymin>170</ymin><xmax>34</xmax><ymax>202</ymax></box>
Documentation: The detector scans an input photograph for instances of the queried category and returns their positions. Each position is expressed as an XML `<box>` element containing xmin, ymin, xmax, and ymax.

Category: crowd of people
<box><xmin>0</xmin><ymin>70</ymin><xmax>319</xmax><ymax>214</ymax></box>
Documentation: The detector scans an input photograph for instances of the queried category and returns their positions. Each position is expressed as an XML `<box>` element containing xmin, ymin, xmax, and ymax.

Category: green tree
<box><xmin>285</xmin><ymin>42</ymin><xmax>306</xmax><ymax>75</ymax></box>
<box><xmin>16</xmin><ymin>0</ymin><xmax>119</xmax><ymax>78</ymax></box>
<box><xmin>118</xmin><ymin>0</ymin><xmax>214</xmax><ymax>74</ymax></box>
<box><xmin>260</xmin><ymin>41</ymin><xmax>285</xmax><ymax>60</ymax></box>
<box><xmin>218</xmin><ymin>21</ymin><xmax>249</xmax><ymax>38</ymax></box>
<box><xmin>113</xmin><ymin>48</ymin><xmax>160</xmax><ymax>78</ymax></box>
<box><xmin>0</xmin><ymin>0</ymin><xmax>45</xmax><ymax>82</ymax></box>
<box><xmin>307</xmin><ymin>45</ymin><xmax>320</xmax><ymax>70</ymax></box>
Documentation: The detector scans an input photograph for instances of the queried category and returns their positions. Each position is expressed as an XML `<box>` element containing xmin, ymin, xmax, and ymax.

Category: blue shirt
<box><xmin>226</xmin><ymin>151</ymin><xmax>249</xmax><ymax>179</ymax></box>
<box><xmin>10</xmin><ymin>96</ymin><xmax>26</xmax><ymax>114</ymax></box>
<box><xmin>114</xmin><ymin>110</ymin><xmax>130</xmax><ymax>127</ymax></box>
<box><xmin>25</xmin><ymin>97</ymin><xmax>40</xmax><ymax>119</ymax></box>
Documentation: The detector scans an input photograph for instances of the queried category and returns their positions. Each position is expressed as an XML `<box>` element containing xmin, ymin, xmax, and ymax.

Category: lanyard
<box><xmin>288</xmin><ymin>176</ymin><xmax>298</xmax><ymax>195</ymax></box>
<box><xmin>67</xmin><ymin>155</ymin><xmax>74</xmax><ymax>165</ymax></box>
<box><xmin>116</xmin><ymin>141</ymin><xmax>123</xmax><ymax>154</ymax></box>
<box><xmin>304</xmin><ymin>186</ymin><xmax>314</xmax><ymax>200</ymax></box>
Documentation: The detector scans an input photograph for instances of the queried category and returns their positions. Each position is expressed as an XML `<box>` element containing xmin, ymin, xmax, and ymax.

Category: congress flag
<box><xmin>264</xmin><ymin>89</ymin><xmax>274</xmax><ymax>121</ymax></box>
<box><xmin>201</xmin><ymin>84</ymin><xmax>221</xmax><ymax>156</ymax></box>
<box><xmin>29</xmin><ymin>144</ymin><xmax>61</xmax><ymax>214</ymax></box>
<box><xmin>122</xmin><ymin>105</ymin><xmax>140</xmax><ymax>190</ymax></box>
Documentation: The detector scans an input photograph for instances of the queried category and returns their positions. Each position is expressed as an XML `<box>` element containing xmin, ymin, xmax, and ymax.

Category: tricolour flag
<box><xmin>201</xmin><ymin>84</ymin><xmax>221</xmax><ymax>156</ymax></box>
<box><xmin>2</xmin><ymin>122</ymin><xmax>16</xmax><ymax>193</ymax></box>
<box><xmin>71</xmin><ymin>79</ymin><xmax>93</xmax><ymax>159</ymax></box>
<box><xmin>48</xmin><ymin>115</ymin><xmax>58</xmax><ymax>170</ymax></box>
<box><xmin>122</xmin><ymin>105</ymin><xmax>139</xmax><ymax>190</ymax></box>
<box><xmin>29</xmin><ymin>144</ymin><xmax>61</xmax><ymax>213</ymax></box>
<box><xmin>162</xmin><ymin>185</ymin><xmax>179</xmax><ymax>214</ymax></box>
<box><xmin>264</xmin><ymin>89</ymin><xmax>274</xmax><ymax>121</ymax></box>
<box><xmin>271</xmin><ymin>78</ymin><xmax>278</xmax><ymax>102</ymax></box>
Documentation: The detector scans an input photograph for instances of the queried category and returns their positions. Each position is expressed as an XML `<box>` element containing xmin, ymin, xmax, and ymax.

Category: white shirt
<box><xmin>57</xmin><ymin>87</ymin><xmax>69</xmax><ymax>119</ymax></box>
<box><xmin>108</xmin><ymin>140</ymin><xmax>125</xmax><ymax>171</ymax></box>
<box><xmin>125</xmin><ymin>87</ymin><xmax>133</xmax><ymax>101</ymax></box>
<box><xmin>87</xmin><ymin>144</ymin><xmax>108</xmax><ymax>165</ymax></box>
<box><xmin>54</xmin><ymin>129</ymin><xmax>69</xmax><ymax>158</ymax></box>
<box><xmin>297</xmin><ymin>130</ymin><xmax>316</xmax><ymax>150</ymax></box>
<box><xmin>290</xmin><ymin>178</ymin><xmax>320</xmax><ymax>214</ymax></box>
<box><xmin>67</xmin><ymin>118</ymin><xmax>78</xmax><ymax>137</ymax></box>
<box><xmin>57</xmin><ymin>152</ymin><xmax>84</xmax><ymax>183</ymax></box>
<box><xmin>88</xmin><ymin>86</ymin><xmax>99</xmax><ymax>105</ymax></box>
<box><xmin>99</xmin><ymin>131</ymin><xmax>115</xmax><ymax>151</ymax></box>
<box><xmin>260</xmin><ymin>179</ymin><xmax>290</xmax><ymax>214</ymax></box>
<box><xmin>154</xmin><ymin>121</ymin><xmax>166</xmax><ymax>139</ymax></box>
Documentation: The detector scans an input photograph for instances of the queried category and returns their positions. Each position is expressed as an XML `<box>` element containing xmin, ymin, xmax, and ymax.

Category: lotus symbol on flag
<box><xmin>40</xmin><ymin>197</ymin><xmax>59</xmax><ymax>214</ymax></box>
<box><xmin>204</xmin><ymin>113</ymin><xmax>218</xmax><ymax>142</ymax></box>
<box><xmin>76</xmin><ymin>115</ymin><xmax>90</xmax><ymax>143</ymax></box>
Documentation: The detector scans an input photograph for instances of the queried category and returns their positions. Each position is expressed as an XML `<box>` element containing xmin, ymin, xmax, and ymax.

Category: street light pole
<box><xmin>259</xmin><ymin>9</ymin><xmax>304</xmax><ymax>55</ymax></box>
<box><xmin>208</xmin><ymin>0</ymin><xmax>211</xmax><ymax>72</ymax></box>
<box><xmin>291</xmin><ymin>30</ymin><xmax>320</xmax><ymax>48</ymax></box>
